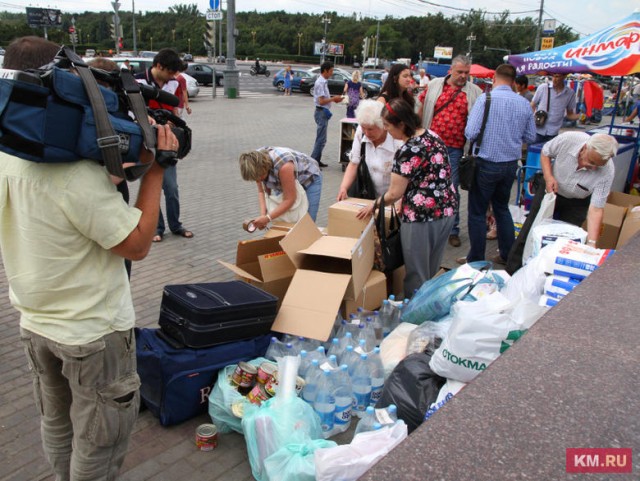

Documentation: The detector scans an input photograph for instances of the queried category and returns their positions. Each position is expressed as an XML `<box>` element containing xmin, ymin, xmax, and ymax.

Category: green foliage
<box><xmin>0</xmin><ymin>6</ymin><xmax>580</xmax><ymax>65</ymax></box>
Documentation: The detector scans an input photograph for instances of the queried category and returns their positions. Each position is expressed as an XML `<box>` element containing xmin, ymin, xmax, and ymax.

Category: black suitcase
<box><xmin>159</xmin><ymin>281</ymin><xmax>278</xmax><ymax>348</ymax></box>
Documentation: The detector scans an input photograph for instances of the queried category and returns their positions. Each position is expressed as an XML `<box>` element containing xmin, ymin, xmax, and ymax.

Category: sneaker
<box><xmin>448</xmin><ymin>234</ymin><xmax>461</xmax><ymax>247</ymax></box>
<box><xmin>318</xmin><ymin>161</ymin><xmax>328</xmax><ymax>168</ymax></box>
<box><xmin>456</xmin><ymin>256</ymin><xmax>468</xmax><ymax>265</ymax></box>
<box><xmin>489</xmin><ymin>253</ymin><xmax>507</xmax><ymax>265</ymax></box>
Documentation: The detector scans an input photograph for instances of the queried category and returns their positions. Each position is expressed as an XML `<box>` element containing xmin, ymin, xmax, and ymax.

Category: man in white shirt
<box><xmin>310</xmin><ymin>61</ymin><xmax>343</xmax><ymax>168</ymax></box>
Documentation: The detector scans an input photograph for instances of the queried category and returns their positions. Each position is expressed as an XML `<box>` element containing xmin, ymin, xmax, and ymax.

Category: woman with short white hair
<box><xmin>337</xmin><ymin>99</ymin><xmax>403</xmax><ymax>200</ymax></box>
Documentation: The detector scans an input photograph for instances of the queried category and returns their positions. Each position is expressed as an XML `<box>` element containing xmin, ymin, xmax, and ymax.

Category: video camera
<box><xmin>0</xmin><ymin>46</ymin><xmax>191</xmax><ymax>180</ymax></box>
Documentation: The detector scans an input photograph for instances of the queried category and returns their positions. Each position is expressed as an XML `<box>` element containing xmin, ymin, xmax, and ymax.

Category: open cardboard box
<box><xmin>590</xmin><ymin>191</ymin><xmax>640</xmax><ymax>249</ymax></box>
<box><xmin>218</xmin><ymin>235</ymin><xmax>295</xmax><ymax>304</ymax></box>
<box><xmin>617</xmin><ymin>205</ymin><xmax>640</xmax><ymax>248</ymax></box>
<box><xmin>272</xmin><ymin>214</ymin><xmax>375</xmax><ymax>341</ymax></box>
<box><xmin>341</xmin><ymin>269</ymin><xmax>387</xmax><ymax>318</ymax></box>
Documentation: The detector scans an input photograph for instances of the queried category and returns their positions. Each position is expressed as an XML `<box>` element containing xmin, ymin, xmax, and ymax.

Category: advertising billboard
<box><xmin>26</xmin><ymin>7</ymin><xmax>63</xmax><ymax>28</ymax></box>
<box><xmin>314</xmin><ymin>42</ymin><xmax>345</xmax><ymax>56</ymax></box>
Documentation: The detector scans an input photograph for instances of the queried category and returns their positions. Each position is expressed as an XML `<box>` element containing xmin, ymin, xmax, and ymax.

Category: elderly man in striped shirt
<box><xmin>540</xmin><ymin>132</ymin><xmax>618</xmax><ymax>246</ymax></box>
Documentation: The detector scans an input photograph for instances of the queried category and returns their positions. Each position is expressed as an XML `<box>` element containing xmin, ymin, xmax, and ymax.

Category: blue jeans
<box><xmin>535</xmin><ymin>133</ymin><xmax>556</xmax><ymax>144</ymax></box>
<box><xmin>304</xmin><ymin>175</ymin><xmax>323</xmax><ymax>221</ymax></box>
<box><xmin>447</xmin><ymin>147</ymin><xmax>463</xmax><ymax>236</ymax></box>
<box><xmin>467</xmin><ymin>159</ymin><xmax>518</xmax><ymax>262</ymax></box>
<box><xmin>311</xmin><ymin>108</ymin><xmax>329</xmax><ymax>163</ymax></box>
<box><xmin>157</xmin><ymin>165</ymin><xmax>183</xmax><ymax>234</ymax></box>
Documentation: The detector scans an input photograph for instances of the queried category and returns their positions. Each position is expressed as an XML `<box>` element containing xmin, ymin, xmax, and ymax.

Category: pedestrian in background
<box><xmin>377</xmin><ymin>63</ymin><xmax>415</xmax><ymax>109</ymax></box>
<box><xmin>531</xmin><ymin>73</ymin><xmax>580</xmax><ymax>144</ymax></box>
<box><xmin>311</xmin><ymin>61</ymin><xmax>343</xmax><ymax>168</ymax></box>
<box><xmin>283</xmin><ymin>65</ymin><xmax>293</xmax><ymax>96</ymax></box>
<box><xmin>421</xmin><ymin>55</ymin><xmax>482</xmax><ymax>249</ymax></box>
<box><xmin>344</xmin><ymin>69</ymin><xmax>364</xmax><ymax>118</ymax></box>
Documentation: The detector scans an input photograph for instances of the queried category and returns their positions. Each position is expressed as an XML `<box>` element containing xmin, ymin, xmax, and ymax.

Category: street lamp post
<box><xmin>172</xmin><ymin>29</ymin><xmax>176</xmax><ymax>43</ymax></box>
<box><xmin>297</xmin><ymin>32</ymin><xmax>303</xmax><ymax>56</ymax></box>
<box><xmin>251</xmin><ymin>30</ymin><xmax>256</xmax><ymax>46</ymax></box>
<box><xmin>188</xmin><ymin>37</ymin><xmax>191</xmax><ymax>54</ymax></box>
<box><xmin>466</xmin><ymin>33</ymin><xmax>476</xmax><ymax>62</ymax></box>
<box><xmin>150</xmin><ymin>36</ymin><xmax>153</xmax><ymax>50</ymax></box>
<box><xmin>320</xmin><ymin>14</ymin><xmax>331</xmax><ymax>64</ymax></box>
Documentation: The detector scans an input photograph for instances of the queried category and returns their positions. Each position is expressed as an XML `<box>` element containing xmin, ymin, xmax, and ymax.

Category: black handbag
<box><xmin>373</xmin><ymin>195</ymin><xmax>404</xmax><ymax>273</ymax></box>
<box><xmin>534</xmin><ymin>86</ymin><xmax>550</xmax><ymax>127</ymax></box>
<box><xmin>459</xmin><ymin>91</ymin><xmax>491</xmax><ymax>191</ymax></box>
<box><xmin>347</xmin><ymin>141</ymin><xmax>377</xmax><ymax>200</ymax></box>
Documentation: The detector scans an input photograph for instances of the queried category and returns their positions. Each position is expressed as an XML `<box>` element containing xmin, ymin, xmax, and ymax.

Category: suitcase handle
<box><xmin>156</xmin><ymin>329</ymin><xmax>186</xmax><ymax>349</ymax></box>
<box><xmin>186</xmin><ymin>284</ymin><xmax>232</xmax><ymax>306</ymax></box>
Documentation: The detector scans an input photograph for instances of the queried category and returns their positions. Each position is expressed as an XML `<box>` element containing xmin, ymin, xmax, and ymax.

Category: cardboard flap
<box><xmin>257</xmin><ymin>250</ymin><xmax>296</xmax><ymax>282</ymax></box>
<box><xmin>299</xmin><ymin>235</ymin><xmax>358</xmax><ymax>260</ymax></box>
<box><xmin>271</xmin><ymin>270</ymin><xmax>351</xmax><ymax>341</ymax></box>
<box><xmin>236</xmin><ymin>237</ymin><xmax>284</xmax><ymax>266</ymax></box>
<box><xmin>217</xmin><ymin>260</ymin><xmax>262</xmax><ymax>283</ymax></box>
<box><xmin>279</xmin><ymin>214</ymin><xmax>323</xmax><ymax>268</ymax></box>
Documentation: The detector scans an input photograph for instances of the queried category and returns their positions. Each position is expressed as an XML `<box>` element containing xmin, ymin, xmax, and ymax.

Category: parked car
<box><xmin>139</xmin><ymin>50</ymin><xmax>158</xmax><ymax>58</ymax></box>
<box><xmin>182</xmin><ymin>53</ymin><xmax>193</xmax><ymax>61</ymax></box>
<box><xmin>362</xmin><ymin>70</ymin><xmax>384</xmax><ymax>87</ymax></box>
<box><xmin>307</xmin><ymin>66</ymin><xmax>351</xmax><ymax>78</ymax></box>
<box><xmin>85</xmin><ymin>48</ymin><xmax>96</xmax><ymax>58</ymax></box>
<box><xmin>272</xmin><ymin>68</ymin><xmax>314</xmax><ymax>92</ymax></box>
<box><xmin>111</xmin><ymin>57</ymin><xmax>153</xmax><ymax>75</ymax></box>
<box><xmin>186</xmin><ymin>63</ymin><xmax>223</xmax><ymax>87</ymax></box>
<box><xmin>302</xmin><ymin>71</ymin><xmax>381</xmax><ymax>99</ymax></box>
<box><xmin>182</xmin><ymin>72</ymin><xmax>199</xmax><ymax>98</ymax></box>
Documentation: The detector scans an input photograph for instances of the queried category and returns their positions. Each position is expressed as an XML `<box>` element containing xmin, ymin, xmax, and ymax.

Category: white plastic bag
<box><xmin>314</xmin><ymin>421</ymin><xmax>408</xmax><ymax>481</ymax></box>
<box><xmin>429</xmin><ymin>291</ymin><xmax>535</xmax><ymax>383</ymax></box>
<box><xmin>528</xmin><ymin>219</ymin><xmax>587</xmax><ymax>260</ymax></box>
<box><xmin>501</xmin><ymin>254</ymin><xmax>547</xmax><ymax>303</ymax></box>
<box><xmin>523</xmin><ymin>191</ymin><xmax>556</xmax><ymax>261</ymax></box>
<box><xmin>424</xmin><ymin>379</ymin><xmax>466</xmax><ymax>420</ymax></box>
<box><xmin>379</xmin><ymin>322</ymin><xmax>417</xmax><ymax>379</ymax></box>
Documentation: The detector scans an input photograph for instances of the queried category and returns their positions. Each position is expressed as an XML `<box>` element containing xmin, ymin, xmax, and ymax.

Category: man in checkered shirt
<box><xmin>540</xmin><ymin>131</ymin><xmax>618</xmax><ymax>246</ymax></box>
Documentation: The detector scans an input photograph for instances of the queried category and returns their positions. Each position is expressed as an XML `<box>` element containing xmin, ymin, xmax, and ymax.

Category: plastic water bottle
<box><xmin>367</xmin><ymin>347</ymin><xmax>385</xmax><ymax>407</ymax></box>
<box><xmin>298</xmin><ymin>350</ymin><xmax>311</xmax><ymax>377</ymax></box>
<box><xmin>363</xmin><ymin>318</ymin><xmax>377</xmax><ymax>350</ymax></box>
<box><xmin>354</xmin><ymin>406</ymin><xmax>376</xmax><ymax>435</ymax></box>
<box><xmin>332</xmin><ymin>364</ymin><xmax>353</xmax><ymax>435</ymax></box>
<box><xmin>324</xmin><ymin>354</ymin><xmax>339</xmax><ymax>371</ymax></box>
<box><xmin>338</xmin><ymin>331</ymin><xmax>355</xmax><ymax>354</ymax></box>
<box><xmin>302</xmin><ymin>359</ymin><xmax>322</xmax><ymax>405</ymax></box>
<box><xmin>371</xmin><ymin>310</ymin><xmax>383</xmax><ymax>344</ymax></box>
<box><xmin>379</xmin><ymin>300</ymin><xmax>394</xmax><ymax>337</ymax></box>
<box><xmin>389</xmin><ymin>304</ymin><xmax>403</xmax><ymax>332</ymax></box>
<box><xmin>327</xmin><ymin>337</ymin><xmax>341</xmax><ymax>359</ymax></box>
<box><xmin>340</xmin><ymin>345</ymin><xmax>359</xmax><ymax>374</ymax></box>
<box><xmin>352</xmin><ymin>353</ymin><xmax>372</xmax><ymax>418</ymax></box>
<box><xmin>314</xmin><ymin>369</ymin><xmax>336</xmax><ymax>438</ymax></box>
<box><xmin>265</xmin><ymin>336</ymin><xmax>285</xmax><ymax>361</ymax></box>
<box><xmin>307</xmin><ymin>345</ymin><xmax>327</xmax><ymax>367</ymax></box>
<box><xmin>387</xmin><ymin>404</ymin><xmax>398</xmax><ymax>423</ymax></box>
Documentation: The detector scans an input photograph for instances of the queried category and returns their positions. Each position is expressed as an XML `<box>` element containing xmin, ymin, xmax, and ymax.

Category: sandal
<box><xmin>152</xmin><ymin>234</ymin><xmax>163</xmax><ymax>243</ymax></box>
<box><xmin>173</xmin><ymin>229</ymin><xmax>194</xmax><ymax>239</ymax></box>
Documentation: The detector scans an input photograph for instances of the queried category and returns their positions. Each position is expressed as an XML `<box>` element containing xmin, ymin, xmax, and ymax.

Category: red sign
<box><xmin>566</xmin><ymin>448</ymin><xmax>632</xmax><ymax>473</ymax></box>
<box><xmin>68</xmin><ymin>26</ymin><xmax>75</xmax><ymax>33</ymax></box>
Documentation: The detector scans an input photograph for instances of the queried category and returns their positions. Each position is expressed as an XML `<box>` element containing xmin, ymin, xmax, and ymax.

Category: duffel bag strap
<box><xmin>58</xmin><ymin>46</ymin><xmax>126</xmax><ymax>179</ymax></box>
<box><xmin>119</xmin><ymin>69</ymin><xmax>156</xmax><ymax>181</ymax></box>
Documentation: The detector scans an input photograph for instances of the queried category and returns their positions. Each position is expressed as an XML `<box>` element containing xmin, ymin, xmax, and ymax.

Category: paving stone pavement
<box><xmin>0</xmin><ymin>91</ymin><xmax>485</xmax><ymax>481</ymax></box>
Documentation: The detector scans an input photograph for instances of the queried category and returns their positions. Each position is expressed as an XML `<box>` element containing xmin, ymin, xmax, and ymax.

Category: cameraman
<box><xmin>135</xmin><ymin>48</ymin><xmax>194</xmax><ymax>242</ymax></box>
<box><xmin>0</xmin><ymin>36</ymin><xmax>178</xmax><ymax>481</ymax></box>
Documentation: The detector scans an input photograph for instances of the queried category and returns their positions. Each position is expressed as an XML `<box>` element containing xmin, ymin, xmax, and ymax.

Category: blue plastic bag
<box><xmin>401</xmin><ymin>262</ymin><xmax>491</xmax><ymax>325</ymax></box>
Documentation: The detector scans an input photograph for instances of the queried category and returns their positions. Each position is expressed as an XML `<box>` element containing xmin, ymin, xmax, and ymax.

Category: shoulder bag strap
<box><xmin>433</xmin><ymin>87</ymin><xmax>462</xmax><ymax>117</ymax></box>
<box><xmin>475</xmin><ymin>91</ymin><xmax>492</xmax><ymax>148</ymax></box>
<box><xmin>546</xmin><ymin>85</ymin><xmax>551</xmax><ymax>111</ymax></box>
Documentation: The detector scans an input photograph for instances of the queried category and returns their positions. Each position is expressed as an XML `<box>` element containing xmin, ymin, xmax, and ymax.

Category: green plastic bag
<box><xmin>264</xmin><ymin>435</ymin><xmax>336</xmax><ymax>481</ymax></box>
<box><xmin>208</xmin><ymin>357</ymin><xmax>267</xmax><ymax>434</ymax></box>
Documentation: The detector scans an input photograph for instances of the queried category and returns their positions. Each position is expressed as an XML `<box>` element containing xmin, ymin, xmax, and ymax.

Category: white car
<box><xmin>181</xmin><ymin>72</ymin><xmax>199</xmax><ymax>98</ymax></box>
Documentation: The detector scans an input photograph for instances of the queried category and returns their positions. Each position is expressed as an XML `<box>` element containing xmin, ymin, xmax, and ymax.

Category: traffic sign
<box><xmin>206</xmin><ymin>10</ymin><xmax>223</xmax><ymax>21</ymax></box>
<box><xmin>68</xmin><ymin>26</ymin><xmax>75</xmax><ymax>33</ymax></box>
<box><xmin>209</xmin><ymin>0</ymin><xmax>220</xmax><ymax>10</ymax></box>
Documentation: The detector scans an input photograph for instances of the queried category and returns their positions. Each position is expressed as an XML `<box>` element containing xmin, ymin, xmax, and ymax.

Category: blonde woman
<box><xmin>283</xmin><ymin>65</ymin><xmax>293</xmax><ymax>96</ymax></box>
<box><xmin>239</xmin><ymin>147</ymin><xmax>323</xmax><ymax>228</ymax></box>
<box><xmin>343</xmin><ymin>70</ymin><xmax>364</xmax><ymax>118</ymax></box>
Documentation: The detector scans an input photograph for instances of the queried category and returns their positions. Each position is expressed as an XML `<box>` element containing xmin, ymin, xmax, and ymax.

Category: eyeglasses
<box><xmin>579</xmin><ymin>146</ymin><xmax>607</xmax><ymax>169</ymax></box>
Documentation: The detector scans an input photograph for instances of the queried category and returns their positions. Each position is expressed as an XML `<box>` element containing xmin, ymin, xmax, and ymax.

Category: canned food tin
<box><xmin>243</xmin><ymin>220</ymin><xmax>257</xmax><ymax>233</ymax></box>
<box><xmin>195</xmin><ymin>423</ymin><xmax>218</xmax><ymax>451</ymax></box>
<box><xmin>247</xmin><ymin>383</ymin><xmax>270</xmax><ymax>405</ymax></box>
<box><xmin>264</xmin><ymin>370</ymin><xmax>278</xmax><ymax>396</ymax></box>
<box><xmin>256</xmin><ymin>361</ymin><xmax>277</xmax><ymax>384</ymax></box>
<box><xmin>231</xmin><ymin>361</ymin><xmax>257</xmax><ymax>388</ymax></box>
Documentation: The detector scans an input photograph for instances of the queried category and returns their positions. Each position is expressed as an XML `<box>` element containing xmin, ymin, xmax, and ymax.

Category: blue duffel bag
<box><xmin>135</xmin><ymin>327</ymin><xmax>271</xmax><ymax>426</ymax></box>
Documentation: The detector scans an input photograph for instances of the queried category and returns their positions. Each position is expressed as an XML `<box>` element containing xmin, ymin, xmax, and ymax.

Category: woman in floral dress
<box><xmin>358</xmin><ymin>97</ymin><xmax>458</xmax><ymax>296</ymax></box>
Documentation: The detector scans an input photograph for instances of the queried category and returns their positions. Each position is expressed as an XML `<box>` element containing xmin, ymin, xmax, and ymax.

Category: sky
<box><xmin>8</xmin><ymin>0</ymin><xmax>635</xmax><ymax>37</ymax></box>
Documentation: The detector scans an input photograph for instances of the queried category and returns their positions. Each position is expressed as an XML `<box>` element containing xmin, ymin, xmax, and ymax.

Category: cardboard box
<box><xmin>273</xmin><ymin>214</ymin><xmax>375</xmax><ymax>341</ymax></box>
<box><xmin>218</xmin><ymin>235</ymin><xmax>295</xmax><ymax>303</ymax></box>
<box><xmin>593</xmin><ymin>192</ymin><xmax>640</xmax><ymax>249</ymax></box>
<box><xmin>328</xmin><ymin>198</ymin><xmax>393</xmax><ymax>238</ymax></box>
<box><xmin>617</xmin><ymin>205</ymin><xmax>640</xmax><ymax>248</ymax></box>
<box><xmin>341</xmin><ymin>269</ymin><xmax>387</xmax><ymax>318</ymax></box>
<box><xmin>263</xmin><ymin>221</ymin><xmax>296</xmax><ymax>239</ymax></box>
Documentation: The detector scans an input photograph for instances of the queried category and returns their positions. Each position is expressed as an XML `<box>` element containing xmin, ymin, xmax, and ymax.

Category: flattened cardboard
<box><xmin>272</xmin><ymin>270</ymin><xmax>351</xmax><ymax>341</ymax></box>
<box><xmin>341</xmin><ymin>269</ymin><xmax>387</xmax><ymax>318</ymax></box>
<box><xmin>617</xmin><ymin>206</ymin><xmax>640</xmax><ymax>248</ymax></box>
